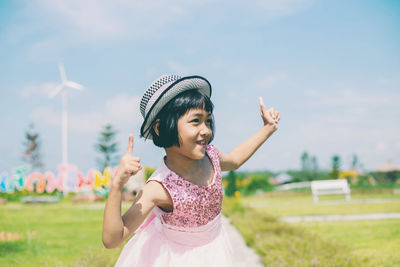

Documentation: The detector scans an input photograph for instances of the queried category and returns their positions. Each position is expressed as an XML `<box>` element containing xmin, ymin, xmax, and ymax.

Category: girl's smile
<box><xmin>172</xmin><ymin>108</ymin><xmax>212</xmax><ymax>160</ymax></box>
<box><xmin>166</xmin><ymin>109</ymin><xmax>212</xmax><ymax>161</ymax></box>
<box><xmin>163</xmin><ymin>108</ymin><xmax>214</xmax><ymax>186</ymax></box>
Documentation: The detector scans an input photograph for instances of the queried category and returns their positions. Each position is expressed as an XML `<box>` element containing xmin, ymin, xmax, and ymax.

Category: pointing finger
<box><xmin>259</xmin><ymin>97</ymin><xmax>267</xmax><ymax>116</ymax></box>
<box><xmin>125</xmin><ymin>134</ymin><xmax>134</xmax><ymax>155</ymax></box>
<box><xmin>259</xmin><ymin>96</ymin><xmax>265</xmax><ymax>108</ymax></box>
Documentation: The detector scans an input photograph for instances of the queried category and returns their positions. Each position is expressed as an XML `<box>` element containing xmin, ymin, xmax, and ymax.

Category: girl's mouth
<box><xmin>196</xmin><ymin>141</ymin><xmax>207</xmax><ymax>147</ymax></box>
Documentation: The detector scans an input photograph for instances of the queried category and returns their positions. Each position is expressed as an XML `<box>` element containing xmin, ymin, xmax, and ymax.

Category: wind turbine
<box><xmin>49</xmin><ymin>63</ymin><xmax>84</xmax><ymax>169</ymax></box>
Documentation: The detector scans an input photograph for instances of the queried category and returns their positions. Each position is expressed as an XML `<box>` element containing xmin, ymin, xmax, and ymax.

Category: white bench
<box><xmin>311</xmin><ymin>179</ymin><xmax>351</xmax><ymax>203</ymax></box>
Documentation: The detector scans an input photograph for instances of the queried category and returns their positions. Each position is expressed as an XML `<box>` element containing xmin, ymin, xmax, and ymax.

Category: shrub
<box><xmin>144</xmin><ymin>167</ymin><xmax>155</xmax><ymax>181</ymax></box>
<box><xmin>243</xmin><ymin>174</ymin><xmax>272</xmax><ymax>195</ymax></box>
<box><xmin>225</xmin><ymin>171</ymin><xmax>237</xmax><ymax>197</ymax></box>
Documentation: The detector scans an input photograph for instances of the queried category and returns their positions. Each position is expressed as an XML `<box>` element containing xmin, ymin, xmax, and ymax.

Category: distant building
<box><xmin>374</xmin><ymin>160</ymin><xmax>400</xmax><ymax>172</ymax></box>
<box><xmin>269</xmin><ymin>173</ymin><xmax>293</xmax><ymax>185</ymax></box>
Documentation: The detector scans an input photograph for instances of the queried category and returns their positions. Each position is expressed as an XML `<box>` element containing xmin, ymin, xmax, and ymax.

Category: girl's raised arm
<box><xmin>219</xmin><ymin>97</ymin><xmax>280</xmax><ymax>171</ymax></box>
<box><xmin>102</xmin><ymin>135</ymin><xmax>169</xmax><ymax>249</ymax></box>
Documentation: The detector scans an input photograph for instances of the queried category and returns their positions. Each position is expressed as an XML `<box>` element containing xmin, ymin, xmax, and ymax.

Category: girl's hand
<box><xmin>259</xmin><ymin>97</ymin><xmax>280</xmax><ymax>131</ymax></box>
<box><xmin>113</xmin><ymin>135</ymin><xmax>142</xmax><ymax>189</ymax></box>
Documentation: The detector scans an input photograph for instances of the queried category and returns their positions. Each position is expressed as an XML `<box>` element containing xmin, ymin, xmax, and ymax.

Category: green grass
<box><xmin>242</xmin><ymin>191</ymin><xmax>400</xmax><ymax>217</ymax></box>
<box><xmin>222</xmin><ymin>190</ymin><xmax>400</xmax><ymax>266</ymax></box>
<box><xmin>299</xmin><ymin>220</ymin><xmax>400</xmax><ymax>267</ymax></box>
<box><xmin>222</xmin><ymin>198</ymin><xmax>368</xmax><ymax>266</ymax></box>
<box><xmin>1</xmin><ymin>190</ymin><xmax>399</xmax><ymax>266</ymax></box>
<box><xmin>0</xmin><ymin>202</ymin><xmax>128</xmax><ymax>266</ymax></box>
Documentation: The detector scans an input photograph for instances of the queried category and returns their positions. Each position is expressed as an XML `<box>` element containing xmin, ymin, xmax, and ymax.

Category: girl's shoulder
<box><xmin>146</xmin><ymin>144</ymin><xmax>221</xmax><ymax>184</ymax></box>
<box><xmin>146</xmin><ymin>160</ymin><xmax>170</xmax><ymax>184</ymax></box>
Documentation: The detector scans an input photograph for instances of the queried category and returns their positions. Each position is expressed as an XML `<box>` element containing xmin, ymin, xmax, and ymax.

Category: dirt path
<box><xmin>280</xmin><ymin>212</ymin><xmax>400</xmax><ymax>222</ymax></box>
<box><xmin>221</xmin><ymin>211</ymin><xmax>400</xmax><ymax>266</ymax></box>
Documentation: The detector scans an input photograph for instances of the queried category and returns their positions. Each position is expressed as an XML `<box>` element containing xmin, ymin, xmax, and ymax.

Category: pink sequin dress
<box><xmin>115</xmin><ymin>144</ymin><xmax>235</xmax><ymax>267</ymax></box>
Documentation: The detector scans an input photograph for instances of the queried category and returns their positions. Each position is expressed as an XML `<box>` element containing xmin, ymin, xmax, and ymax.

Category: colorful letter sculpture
<box><xmin>25</xmin><ymin>171</ymin><xmax>62</xmax><ymax>193</ymax></box>
<box><xmin>0</xmin><ymin>172</ymin><xmax>7</xmax><ymax>193</ymax></box>
<box><xmin>1</xmin><ymin>164</ymin><xmax>117</xmax><ymax>196</ymax></box>
<box><xmin>7</xmin><ymin>166</ymin><xmax>30</xmax><ymax>193</ymax></box>
<box><xmin>93</xmin><ymin>167</ymin><xmax>117</xmax><ymax>196</ymax></box>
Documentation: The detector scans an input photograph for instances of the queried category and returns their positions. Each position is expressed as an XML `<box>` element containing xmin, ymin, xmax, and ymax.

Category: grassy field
<box><xmin>224</xmin><ymin>189</ymin><xmax>400</xmax><ymax>266</ymax></box>
<box><xmin>0</xmin><ymin>201</ymin><xmax>123</xmax><ymax>266</ymax></box>
<box><xmin>242</xmin><ymin>190</ymin><xmax>400</xmax><ymax>217</ymax></box>
<box><xmin>1</xmin><ymin>190</ymin><xmax>399</xmax><ymax>266</ymax></box>
<box><xmin>299</xmin><ymin>220</ymin><xmax>400</xmax><ymax>266</ymax></box>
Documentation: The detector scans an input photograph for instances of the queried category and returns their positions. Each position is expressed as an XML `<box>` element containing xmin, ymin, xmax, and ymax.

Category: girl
<box><xmin>102</xmin><ymin>74</ymin><xmax>280</xmax><ymax>266</ymax></box>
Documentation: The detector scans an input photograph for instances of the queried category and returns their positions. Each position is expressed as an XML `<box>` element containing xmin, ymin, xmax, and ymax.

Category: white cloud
<box><xmin>20</xmin><ymin>82</ymin><xmax>58</xmax><ymax>98</ymax></box>
<box><xmin>304</xmin><ymin>89</ymin><xmax>319</xmax><ymax>97</ymax></box>
<box><xmin>29</xmin><ymin>94</ymin><xmax>141</xmax><ymax>134</ymax></box>
<box><xmin>30</xmin><ymin>106</ymin><xmax>60</xmax><ymax>126</ymax></box>
<box><xmin>350</xmin><ymin>107</ymin><xmax>368</xmax><ymax>116</ymax></box>
<box><xmin>32</xmin><ymin>0</ymin><xmax>207</xmax><ymax>42</ymax></box>
<box><xmin>375</xmin><ymin>142</ymin><xmax>387</xmax><ymax>152</ymax></box>
<box><xmin>273</xmin><ymin>102</ymin><xmax>400</xmax><ymax>170</ymax></box>
<box><xmin>377</xmin><ymin>72</ymin><xmax>400</xmax><ymax>87</ymax></box>
<box><xmin>167</xmin><ymin>61</ymin><xmax>190</xmax><ymax>75</ymax></box>
<box><xmin>255</xmin><ymin>0</ymin><xmax>315</xmax><ymax>17</ymax></box>
<box><xmin>36</xmin><ymin>0</ymin><xmax>126</xmax><ymax>39</ymax></box>
<box><xmin>395</xmin><ymin>141</ymin><xmax>400</xmax><ymax>150</ymax></box>
<box><xmin>227</xmin><ymin>91</ymin><xmax>239</xmax><ymax>100</ymax></box>
<box><xmin>258</xmin><ymin>72</ymin><xmax>288</xmax><ymax>88</ymax></box>
<box><xmin>104</xmin><ymin>94</ymin><xmax>142</xmax><ymax>126</ymax></box>
<box><xmin>19</xmin><ymin>0</ymin><xmax>314</xmax><ymax>44</ymax></box>
<box><xmin>303</xmin><ymin>88</ymin><xmax>400</xmax><ymax>109</ymax></box>
<box><xmin>0</xmin><ymin>0</ymin><xmax>317</xmax><ymax>63</ymax></box>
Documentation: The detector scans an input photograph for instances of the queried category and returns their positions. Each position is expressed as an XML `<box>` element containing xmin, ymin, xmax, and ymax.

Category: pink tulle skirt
<box><xmin>115</xmin><ymin>212</ymin><xmax>235</xmax><ymax>267</ymax></box>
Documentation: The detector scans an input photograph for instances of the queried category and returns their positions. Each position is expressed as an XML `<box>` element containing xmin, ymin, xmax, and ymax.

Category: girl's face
<box><xmin>170</xmin><ymin>108</ymin><xmax>212</xmax><ymax>160</ymax></box>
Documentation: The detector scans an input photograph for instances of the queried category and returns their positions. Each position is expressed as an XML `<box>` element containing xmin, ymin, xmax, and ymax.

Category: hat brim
<box><xmin>140</xmin><ymin>75</ymin><xmax>212</xmax><ymax>140</ymax></box>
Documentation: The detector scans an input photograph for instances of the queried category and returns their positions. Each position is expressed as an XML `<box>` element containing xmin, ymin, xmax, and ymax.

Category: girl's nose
<box><xmin>200</xmin><ymin>123</ymin><xmax>212</xmax><ymax>137</ymax></box>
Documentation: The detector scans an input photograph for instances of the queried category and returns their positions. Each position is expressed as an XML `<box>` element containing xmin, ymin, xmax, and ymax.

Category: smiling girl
<box><xmin>102</xmin><ymin>75</ymin><xmax>280</xmax><ymax>266</ymax></box>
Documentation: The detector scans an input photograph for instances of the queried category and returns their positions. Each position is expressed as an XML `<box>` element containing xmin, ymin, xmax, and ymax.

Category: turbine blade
<box><xmin>59</xmin><ymin>63</ymin><xmax>67</xmax><ymax>83</ymax></box>
<box><xmin>49</xmin><ymin>84</ymin><xmax>64</xmax><ymax>98</ymax></box>
<box><xmin>65</xmin><ymin>81</ymin><xmax>84</xmax><ymax>90</ymax></box>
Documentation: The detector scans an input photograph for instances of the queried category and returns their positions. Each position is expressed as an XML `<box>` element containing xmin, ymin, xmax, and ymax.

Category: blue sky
<box><xmin>1</xmin><ymin>0</ymin><xmax>399</xmax><ymax>173</ymax></box>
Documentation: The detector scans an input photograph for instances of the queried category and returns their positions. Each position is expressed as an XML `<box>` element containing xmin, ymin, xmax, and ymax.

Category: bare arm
<box><xmin>102</xmin><ymin>180</ymin><xmax>168</xmax><ymax>249</ymax></box>
<box><xmin>219</xmin><ymin>97</ymin><xmax>280</xmax><ymax>171</ymax></box>
<box><xmin>102</xmin><ymin>135</ymin><xmax>171</xmax><ymax>249</ymax></box>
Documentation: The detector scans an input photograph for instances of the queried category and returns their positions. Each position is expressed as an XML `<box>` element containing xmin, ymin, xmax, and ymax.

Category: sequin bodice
<box><xmin>147</xmin><ymin>144</ymin><xmax>224</xmax><ymax>228</ymax></box>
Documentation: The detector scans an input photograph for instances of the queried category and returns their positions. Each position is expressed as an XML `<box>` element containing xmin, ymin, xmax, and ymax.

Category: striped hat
<box><xmin>140</xmin><ymin>74</ymin><xmax>212</xmax><ymax>140</ymax></box>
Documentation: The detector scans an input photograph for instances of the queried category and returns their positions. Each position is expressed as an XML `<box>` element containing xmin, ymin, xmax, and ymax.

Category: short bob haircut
<box><xmin>148</xmin><ymin>89</ymin><xmax>215</xmax><ymax>148</ymax></box>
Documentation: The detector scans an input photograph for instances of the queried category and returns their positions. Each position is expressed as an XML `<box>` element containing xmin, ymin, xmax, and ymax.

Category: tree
<box><xmin>94</xmin><ymin>124</ymin><xmax>119</xmax><ymax>172</ymax></box>
<box><xmin>22</xmin><ymin>123</ymin><xmax>44</xmax><ymax>172</ymax></box>
<box><xmin>311</xmin><ymin>155</ymin><xmax>318</xmax><ymax>171</ymax></box>
<box><xmin>311</xmin><ymin>155</ymin><xmax>319</xmax><ymax>179</ymax></box>
<box><xmin>351</xmin><ymin>154</ymin><xmax>358</xmax><ymax>170</ymax></box>
<box><xmin>299</xmin><ymin>151</ymin><xmax>320</xmax><ymax>180</ymax></box>
<box><xmin>301</xmin><ymin>151</ymin><xmax>311</xmax><ymax>171</ymax></box>
<box><xmin>330</xmin><ymin>155</ymin><xmax>341</xmax><ymax>179</ymax></box>
<box><xmin>243</xmin><ymin>174</ymin><xmax>271</xmax><ymax>195</ymax></box>
<box><xmin>225</xmin><ymin>171</ymin><xmax>237</xmax><ymax>197</ymax></box>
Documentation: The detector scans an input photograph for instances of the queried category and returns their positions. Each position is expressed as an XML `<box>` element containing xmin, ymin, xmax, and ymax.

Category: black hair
<box><xmin>149</xmin><ymin>89</ymin><xmax>215</xmax><ymax>148</ymax></box>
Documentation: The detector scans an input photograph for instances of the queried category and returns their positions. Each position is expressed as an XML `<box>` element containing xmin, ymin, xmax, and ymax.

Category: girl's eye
<box><xmin>191</xmin><ymin>119</ymin><xmax>199</xmax><ymax>123</ymax></box>
<box><xmin>206</xmin><ymin>119</ymin><xmax>212</xmax><ymax>124</ymax></box>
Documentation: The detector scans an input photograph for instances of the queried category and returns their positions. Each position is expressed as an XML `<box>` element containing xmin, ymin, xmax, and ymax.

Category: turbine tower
<box><xmin>49</xmin><ymin>63</ymin><xmax>84</xmax><ymax>167</ymax></box>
